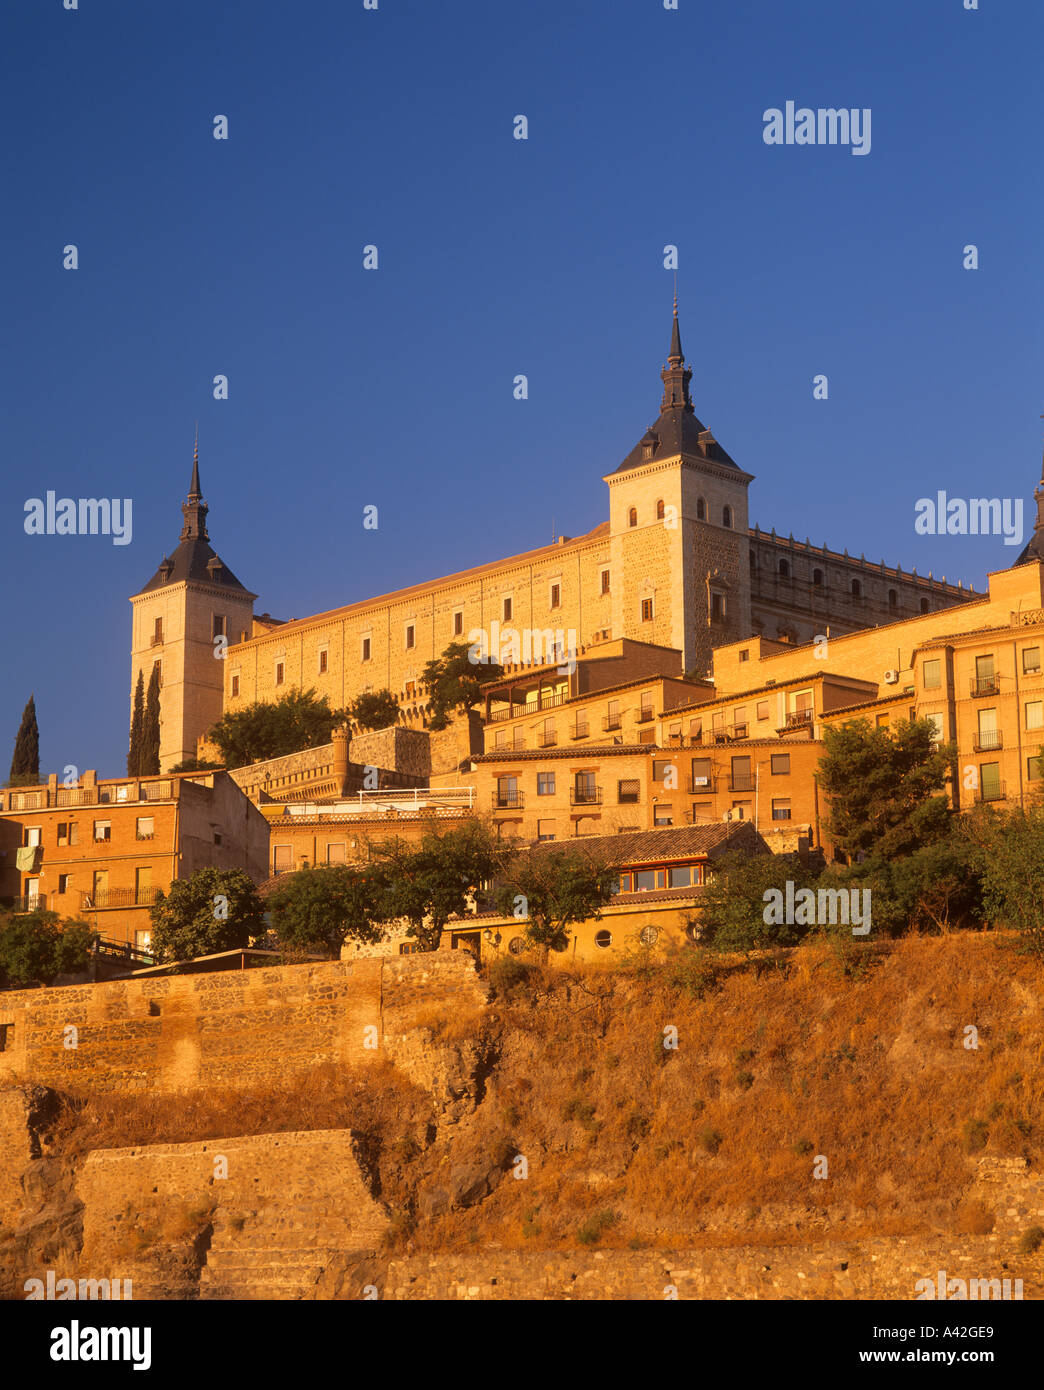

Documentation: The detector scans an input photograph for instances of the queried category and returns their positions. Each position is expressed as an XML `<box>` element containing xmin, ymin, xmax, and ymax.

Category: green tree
<box><xmin>266</xmin><ymin>863</ymin><xmax>388</xmax><ymax>956</ymax></box>
<box><xmin>169</xmin><ymin>758</ymin><xmax>225</xmax><ymax>773</ymax></box>
<box><xmin>494</xmin><ymin>842</ymin><xmax>619</xmax><ymax>962</ymax></box>
<box><xmin>148</xmin><ymin>868</ymin><xmax>265</xmax><ymax>964</ymax></box>
<box><xmin>127</xmin><ymin>671</ymin><xmax>146</xmax><ymax>776</ymax></box>
<box><xmin>374</xmin><ymin>820</ymin><xmax>508</xmax><ymax>951</ymax></box>
<box><xmin>962</xmin><ymin>807</ymin><xmax>1044</xmax><ymax>955</ymax></box>
<box><xmin>350</xmin><ymin>689</ymin><xmax>400</xmax><ymax>732</ymax></box>
<box><xmin>695</xmin><ymin>850</ymin><xmax>821</xmax><ymax>955</ymax></box>
<box><xmin>0</xmin><ymin>910</ymin><xmax>97</xmax><ymax>987</ymax></box>
<box><xmin>142</xmin><ymin>666</ymin><xmax>161</xmax><ymax>776</ymax></box>
<box><xmin>8</xmin><ymin>694</ymin><xmax>40</xmax><ymax>787</ymax></box>
<box><xmin>207</xmin><ymin>688</ymin><xmax>347</xmax><ymax>769</ymax></box>
<box><xmin>817</xmin><ymin>718</ymin><xmax>954</xmax><ymax>861</ymax></box>
<box><xmin>422</xmin><ymin>642</ymin><xmax>504</xmax><ymax>732</ymax></box>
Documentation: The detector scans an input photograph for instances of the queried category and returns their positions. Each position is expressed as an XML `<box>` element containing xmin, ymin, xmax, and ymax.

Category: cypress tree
<box><xmin>8</xmin><ymin>694</ymin><xmax>40</xmax><ymax>787</ymax></box>
<box><xmin>142</xmin><ymin>666</ymin><xmax>161</xmax><ymax>776</ymax></box>
<box><xmin>127</xmin><ymin>670</ymin><xmax>145</xmax><ymax>776</ymax></box>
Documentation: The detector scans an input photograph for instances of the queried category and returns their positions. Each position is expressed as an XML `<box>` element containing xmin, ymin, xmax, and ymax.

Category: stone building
<box><xmin>132</xmin><ymin>306</ymin><xmax>977</xmax><ymax>772</ymax></box>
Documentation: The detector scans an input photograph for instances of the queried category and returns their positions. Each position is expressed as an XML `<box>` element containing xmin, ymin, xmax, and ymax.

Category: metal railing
<box><xmin>537</xmin><ymin>732</ymin><xmax>558</xmax><ymax>748</ymax></box>
<box><xmin>570</xmin><ymin>724</ymin><xmax>589</xmax><ymax>740</ymax></box>
<box><xmin>570</xmin><ymin>785</ymin><xmax>602</xmax><ymax>806</ymax></box>
<box><xmin>970</xmin><ymin>676</ymin><xmax>1000</xmax><ymax>697</ymax></box>
<box><xmin>602</xmin><ymin>715</ymin><xmax>622</xmax><ymax>732</ymax></box>
<box><xmin>973</xmin><ymin>731</ymin><xmax>1003</xmax><ymax>752</ymax></box>
<box><xmin>80</xmin><ymin>887</ymin><xmax>160</xmax><ymax>910</ymax></box>
<box><xmin>492</xmin><ymin>791</ymin><xmax>524</xmax><ymax>810</ymax></box>
<box><xmin>977</xmin><ymin>781</ymin><xmax>1006</xmax><ymax>804</ymax></box>
<box><xmin>636</xmin><ymin>710</ymin><xmax>656</xmax><ymax>724</ymax></box>
<box><xmin>729</xmin><ymin>775</ymin><xmax>755</xmax><ymax>792</ymax></box>
<box><xmin>488</xmin><ymin>691</ymin><xmax>570</xmax><ymax>722</ymax></box>
<box><xmin>782</xmin><ymin>709</ymin><xmax>813</xmax><ymax>730</ymax></box>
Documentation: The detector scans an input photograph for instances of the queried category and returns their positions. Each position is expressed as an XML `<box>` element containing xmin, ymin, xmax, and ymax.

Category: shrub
<box><xmin>1018</xmin><ymin>1225</ymin><xmax>1044</xmax><ymax>1255</ymax></box>
<box><xmin>626</xmin><ymin>1110</ymin><xmax>651</xmax><ymax>1141</ymax></box>
<box><xmin>488</xmin><ymin>954</ymin><xmax>536</xmax><ymax>999</ymax></box>
<box><xmin>962</xmin><ymin>1118</ymin><xmax>989</xmax><ymax>1154</ymax></box>
<box><xmin>577</xmin><ymin>1209</ymin><xmax>619</xmax><ymax>1246</ymax></box>
<box><xmin>664</xmin><ymin>949</ymin><xmax>723</xmax><ymax>999</ymax></box>
<box><xmin>792</xmin><ymin>1138</ymin><xmax>815</xmax><ymax>1157</ymax></box>
<box><xmin>699</xmin><ymin>1126</ymin><xmax>723</xmax><ymax>1156</ymax></box>
<box><xmin>735</xmin><ymin>1070</ymin><xmax>755</xmax><ymax>1091</ymax></box>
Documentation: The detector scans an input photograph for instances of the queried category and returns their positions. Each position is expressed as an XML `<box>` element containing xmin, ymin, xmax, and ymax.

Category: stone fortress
<box><xmin>130</xmin><ymin>304</ymin><xmax>980</xmax><ymax>772</ymax></box>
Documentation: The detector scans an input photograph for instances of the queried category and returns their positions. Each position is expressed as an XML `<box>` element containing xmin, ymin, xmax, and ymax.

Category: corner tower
<box><xmin>604</xmin><ymin>301</ymin><xmax>753</xmax><ymax>675</ymax></box>
<box><xmin>129</xmin><ymin>440</ymin><xmax>257</xmax><ymax>770</ymax></box>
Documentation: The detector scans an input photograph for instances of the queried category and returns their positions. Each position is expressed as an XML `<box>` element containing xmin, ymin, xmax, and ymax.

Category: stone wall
<box><xmin>77</xmin><ymin>1130</ymin><xmax>387</xmax><ymax>1300</ymax></box>
<box><xmin>0</xmin><ymin>952</ymin><xmax>488</xmax><ymax>1102</ymax></box>
<box><xmin>386</xmin><ymin>1236</ymin><xmax>1043</xmax><ymax>1300</ymax></box>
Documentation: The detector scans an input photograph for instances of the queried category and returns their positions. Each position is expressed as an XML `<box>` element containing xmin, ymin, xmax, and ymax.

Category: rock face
<box><xmin>77</xmin><ymin>1131</ymin><xmax>390</xmax><ymax>1301</ymax></box>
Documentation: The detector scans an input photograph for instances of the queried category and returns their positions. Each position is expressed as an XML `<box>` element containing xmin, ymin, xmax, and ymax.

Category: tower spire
<box><xmin>180</xmin><ymin>429</ymin><xmax>209</xmax><ymax>542</ymax></box>
<box><xmin>661</xmin><ymin>294</ymin><xmax>693</xmax><ymax>412</ymax></box>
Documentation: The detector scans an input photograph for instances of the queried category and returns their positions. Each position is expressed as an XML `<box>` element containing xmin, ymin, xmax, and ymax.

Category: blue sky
<box><xmin>3</xmin><ymin>0</ymin><xmax>1041</xmax><ymax>776</ymax></box>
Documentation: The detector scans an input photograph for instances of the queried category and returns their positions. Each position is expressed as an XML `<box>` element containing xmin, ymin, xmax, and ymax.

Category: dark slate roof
<box><xmin>612</xmin><ymin>406</ymin><xmax>743</xmax><ymax>475</ymax></box>
<box><xmin>135</xmin><ymin>537</ymin><xmax>253</xmax><ymax>596</ymax></box>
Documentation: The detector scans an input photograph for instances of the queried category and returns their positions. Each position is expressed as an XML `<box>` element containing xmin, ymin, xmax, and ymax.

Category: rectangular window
<box><xmin>1029</xmin><ymin>755</ymin><xmax>1044</xmax><ymax>783</ymax></box>
<box><xmin>136</xmin><ymin>816</ymin><xmax>154</xmax><ymax>840</ymax></box>
<box><xmin>691</xmin><ymin>802</ymin><xmax>712</xmax><ymax>822</ymax></box>
<box><xmin>980</xmin><ymin>762</ymin><xmax>1002</xmax><ymax>801</ymax></box>
<box><xmin>600</xmin><ymin>570</ymin><xmax>610</xmax><ymax>595</ymax></box>
<box><xmin>135</xmin><ymin>929</ymin><xmax>152</xmax><ymax>955</ymax></box>
<box><xmin>58</xmin><ymin>873</ymin><xmax>70</xmax><ymax>894</ymax></box>
<box><xmin>540</xmin><ymin>717</ymin><xmax>556</xmax><ymax>748</ymax></box>
<box><xmin>573</xmin><ymin>712</ymin><xmax>588</xmax><ymax>738</ymax></box>
<box><xmin>362</xmin><ymin>637</ymin><xmax>372</xmax><ymax>661</ymax></box>
<box><xmin>574</xmin><ymin>771</ymin><xmax>597</xmax><ymax>803</ymax></box>
<box><xmin>1026</xmin><ymin>701</ymin><xmax>1043</xmax><ymax>731</ymax></box>
<box><xmin>135</xmin><ymin>866</ymin><xmax>152</xmax><ymax>903</ymax></box>
<box><xmin>93</xmin><ymin>820</ymin><xmax>111</xmax><ymax>843</ymax></box>
<box><xmin>1023</xmin><ymin>646</ymin><xmax>1041</xmax><ymax>675</ymax></box>
<box><xmin>710</xmin><ymin>593</ymin><xmax>724</xmax><ymax>621</ymax></box>
<box><xmin>730</xmin><ymin>756</ymin><xmax>752</xmax><ymax>791</ymax></box>
<box><xmin>690</xmin><ymin>757</ymin><xmax>711</xmax><ymax>789</ymax></box>
<box><xmin>757</xmin><ymin>701</ymin><xmax>769</xmax><ymax>720</ymax></box>
<box><xmin>153</xmin><ymin>660</ymin><xmax>162</xmax><ymax>687</ymax></box>
<box><xmin>537</xmin><ymin>772</ymin><xmax>556</xmax><ymax>796</ymax></box>
<box><xmin>537</xmin><ymin>819</ymin><xmax>556</xmax><ymax>842</ymax></box>
<box><xmin>405</xmin><ymin>681</ymin><xmax>416</xmax><ymax>698</ymax></box>
<box><xmin>618</xmin><ymin>779</ymin><xmax>640</xmax><ymax>804</ymax></box>
<box><xmin>496</xmin><ymin>775</ymin><xmax>519</xmax><ymax>808</ymax></box>
<box><xmin>0</xmin><ymin>1024</ymin><xmax>12</xmax><ymax>1053</ymax></box>
<box><xmin>771</xmin><ymin>798</ymin><xmax>791</xmax><ymax>821</ymax></box>
<box><xmin>326</xmin><ymin>842</ymin><xmax>346</xmax><ymax>864</ymax></box>
<box><xmin>605</xmin><ymin>700</ymin><xmax>621</xmax><ymax>731</ymax></box>
<box><xmin>57</xmin><ymin>821</ymin><xmax>70</xmax><ymax>846</ymax></box>
<box><xmin>639</xmin><ymin>691</ymin><xmax>654</xmax><ymax>720</ymax></box>
<box><xmin>212</xmin><ymin>614</ymin><xmax>226</xmax><ymax>639</ymax></box>
<box><xmin>550</xmin><ymin>583</ymin><xmax>561</xmax><ymax>609</ymax></box>
<box><xmin>770</xmin><ymin>753</ymin><xmax>790</xmax><ymax>775</ymax></box>
<box><xmin>318</xmin><ymin>649</ymin><xmax>328</xmax><ymax>674</ymax></box>
<box><xmin>638</xmin><ymin>729</ymin><xmax>656</xmax><ymax>744</ymax></box>
<box><xmin>153</xmin><ymin>617</ymin><xmax>163</xmax><ymax>644</ymax></box>
<box><xmin>739</xmin><ymin>650</ymin><xmax>749</xmax><ymax>663</ymax></box>
<box><xmin>92</xmin><ymin>869</ymin><xmax>108</xmax><ymax>898</ymax></box>
<box><xmin>494</xmin><ymin>730</ymin><xmax>508</xmax><ymax>750</ymax></box>
<box><xmin>641</xmin><ymin>597</ymin><xmax>653</xmax><ymax>622</ymax></box>
<box><xmin>453</xmin><ymin>611</ymin><xmax>463</xmax><ymax>636</ymax></box>
<box><xmin>689</xmin><ymin>718</ymin><xmax>703</xmax><ymax>741</ymax></box>
<box><xmin>24</xmin><ymin>826</ymin><xmax>42</xmax><ymax>848</ymax></box>
<box><xmin>653</xmin><ymin>806</ymin><xmax>673</xmax><ymax>826</ymax></box>
<box><xmin>927</xmin><ymin>712</ymin><xmax>945</xmax><ymax>743</ymax></box>
<box><xmin>876</xmin><ymin>714</ymin><xmax>889</xmax><ymax>728</ymax></box>
<box><xmin>275</xmin><ymin>662</ymin><xmax>285</xmax><ymax>686</ymax></box>
<box><xmin>922</xmin><ymin>658</ymin><xmax>941</xmax><ymax>689</ymax></box>
<box><xmin>405</xmin><ymin>625</ymin><xmax>415</xmax><ymax>650</ymax></box>
<box><xmin>231</xmin><ymin>674</ymin><xmax>240</xmax><ymax>697</ymax></box>
<box><xmin>503</xmin><ymin>597</ymin><xmax>512</xmax><ymax>622</ymax></box>
<box><xmin>273</xmin><ymin>845</ymin><xmax>292</xmax><ymax>872</ymax></box>
<box><xmin>668</xmin><ymin>866</ymin><xmax>692</xmax><ymax>887</ymax></box>
<box><xmin>652</xmin><ymin>760</ymin><xmax>673</xmax><ymax>782</ymax></box>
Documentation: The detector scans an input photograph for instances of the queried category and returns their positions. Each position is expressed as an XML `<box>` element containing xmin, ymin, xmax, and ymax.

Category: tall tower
<box><xmin>129</xmin><ymin>440</ymin><xmax>257</xmax><ymax>770</ymax></box>
<box><xmin>604</xmin><ymin>301</ymin><xmax>754</xmax><ymax>675</ymax></box>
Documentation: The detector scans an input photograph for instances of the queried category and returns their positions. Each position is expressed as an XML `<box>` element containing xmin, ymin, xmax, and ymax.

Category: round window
<box><xmin>594</xmin><ymin>929</ymin><xmax>613</xmax><ymax>950</ymax></box>
<box><xmin>639</xmin><ymin>925</ymin><xmax>659</xmax><ymax>947</ymax></box>
<box><xmin>508</xmin><ymin>937</ymin><xmax>526</xmax><ymax>956</ymax></box>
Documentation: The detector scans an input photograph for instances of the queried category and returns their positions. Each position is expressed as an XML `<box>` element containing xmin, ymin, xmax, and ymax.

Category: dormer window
<box><xmin>641</xmin><ymin>429</ymin><xmax>658</xmax><ymax>461</ymax></box>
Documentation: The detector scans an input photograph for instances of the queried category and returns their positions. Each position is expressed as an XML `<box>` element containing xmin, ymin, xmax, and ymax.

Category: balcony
<box><xmin>488</xmin><ymin>691</ymin><xmax>570</xmax><ymax>723</ymax></box>
<box><xmin>80</xmin><ymin>887</ymin><xmax>160</xmax><ymax>910</ymax></box>
<box><xmin>5</xmin><ymin>896</ymin><xmax>43</xmax><ymax>914</ymax></box>
<box><xmin>602</xmin><ymin>715</ymin><xmax>622</xmax><ymax>732</ymax></box>
<box><xmin>491</xmin><ymin>791</ymin><xmax>524</xmax><ymax>810</ymax></box>
<box><xmin>973</xmin><ymin>730</ymin><xmax>1003</xmax><ymax>752</ymax></box>
<box><xmin>780</xmin><ymin>709</ymin><xmax>814</xmax><ymax>732</ymax></box>
<box><xmin>970</xmin><ymin>676</ymin><xmax>1000</xmax><ymax>698</ymax></box>
<box><xmin>570</xmin><ymin>785</ymin><xmax>603</xmax><ymax>806</ymax></box>
<box><xmin>977</xmin><ymin>781</ymin><xmax>1006</xmax><ymax>804</ymax></box>
<box><xmin>729</xmin><ymin>775</ymin><xmax>755</xmax><ymax>792</ymax></box>
<box><xmin>636</xmin><ymin>710</ymin><xmax>655</xmax><ymax>724</ymax></box>
<box><xmin>537</xmin><ymin>732</ymin><xmax>558</xmax><ymax>749</ymax></box>
<box><xmin>728</xmin><ymin>723</ymin><xmax>749</xmax><ymax>740</ymax></box>
<box><xmin>569</xmin><ymin>724</ymin><xmax>589</xmax><ymax>740</ymax></box>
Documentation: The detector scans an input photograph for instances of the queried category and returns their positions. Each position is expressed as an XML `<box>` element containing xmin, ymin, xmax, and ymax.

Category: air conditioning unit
<box><xmin>883</xmin><ymin>669</ymin><xmax>899</xmax><ymax>684</ymax></box>
<box><xmin>723</xmin><ymin>807</ymin><xmax>746</xmax><ymax>822</ymax></box>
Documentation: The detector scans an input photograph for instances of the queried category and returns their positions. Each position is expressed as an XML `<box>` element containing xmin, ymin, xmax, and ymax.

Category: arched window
<box><xmin>888</xmin><ymin>588</ymin><xmax>897</xmax><ymax>607</ymax></box>
<box><xmin>749</xmin><ymin>550</ymin><xmax>757</xmax><ymax>573</ymax></box>
<box><xmin>655</xmin><ymin>499</ymin><xmax>665</xmax><ymax>520</ymax></box>
<box><xmin>628</xmin><ymin>506</ymin><xmax>637</xmax><ymax>528</ymax></box>
<box><xmin>722</xmin><ymin>506</ymin><xmax>733</xmax><ymax>529</ymax></box>
<box><xmin>851</xmin><ymin>579</ymin><xmax>862</xmax><ymax>598</ymax></box>
<box><xmin>920</xmin><ymin>597</ymin><xmax>930</xmax><ymax>613</ymax></box>
<box><xmin>779</xmin><ymin>559</ymin><xmax>790</xmax><ymax>579</ymax></box>
<box><xmin>696</xmin><ymin>498</ymin><xmax>706</xmax><ymax>521</ymax></box>
<box><xmin>812</xmin><ymin>568</ymin><xmax>823</xmax><ymax>586</ymax></box>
